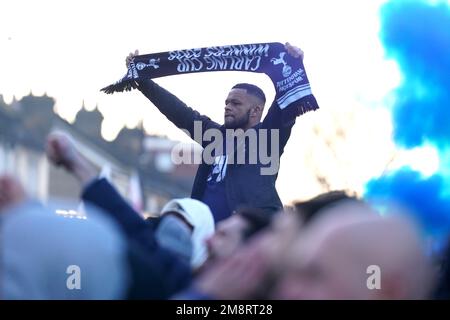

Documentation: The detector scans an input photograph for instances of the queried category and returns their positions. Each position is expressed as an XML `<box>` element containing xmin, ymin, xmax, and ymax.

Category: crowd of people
<box><xmin>1</xmin><ymin>160</ymin><xmax>447</xmax><ymax>299</ymax></box>
<box><xmin>1</xmin><ymin>43</ymin><xmax>449</xmax><ymax>299</ymax></box>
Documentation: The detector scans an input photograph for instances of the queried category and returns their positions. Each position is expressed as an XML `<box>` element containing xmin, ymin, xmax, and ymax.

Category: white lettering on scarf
<box><xmin>275</xmin><ymin>68</ymin><xmax>305</xmax><ymax>92</ymax></box>
<box><xmin>168</xmin><ymin>44</ymin><xmax>270</xmax><ymax>73</ymax></box>
<box><xmin>168</xmin><ymin>48</ymin><xmax>204</xmax><ymax>73</ymax></box>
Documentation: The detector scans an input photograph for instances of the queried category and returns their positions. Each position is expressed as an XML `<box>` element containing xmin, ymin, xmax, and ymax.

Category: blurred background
<box><xmin>0</xmin><ymin>0</ymin><xmax>449</xmax><ymax>234</ymax></box>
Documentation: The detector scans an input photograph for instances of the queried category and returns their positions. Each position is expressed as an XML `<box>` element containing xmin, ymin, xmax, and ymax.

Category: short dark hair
<box><xmin>232</xmin><ymin>83</ymin><xmax>266</xmax><ymax>105</ymax></box>
<box><xmin>235</xmin><ymin>207</ymin><xmax>272</xmax><ymax>240</ymax></box>
<box><xmin>293</xmin><ymin>191</ymin><xmax>358</xmax><ymax>224</ymax></box>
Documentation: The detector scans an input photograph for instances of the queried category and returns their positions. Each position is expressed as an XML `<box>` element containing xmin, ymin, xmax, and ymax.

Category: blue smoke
<box><xmin>364</xmin><ymin>0</ymin><xmax>450</xmax><ymax>236</ymax></box>
<box><xmin>380</xmin><ymin>0</ymin><xmax>450</xmax><ymax>149</ymax></box>
<box><xmin>366</xmin><ymin>168</ymin><xmax>450</xmax><ymax>235</ymax></box>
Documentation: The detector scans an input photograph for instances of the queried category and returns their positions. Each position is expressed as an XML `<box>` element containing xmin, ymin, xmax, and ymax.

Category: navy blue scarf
<box><xmin>101</xmin><ymin>42</ymin><xmax>318</xmax><ymax>115</ymax></box>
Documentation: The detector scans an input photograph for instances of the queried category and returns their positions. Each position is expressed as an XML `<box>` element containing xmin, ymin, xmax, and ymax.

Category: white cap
<box><xmin>161</xmin><ymin>198</ymin><xmax>215</xmax><ymax>269</ymax></box>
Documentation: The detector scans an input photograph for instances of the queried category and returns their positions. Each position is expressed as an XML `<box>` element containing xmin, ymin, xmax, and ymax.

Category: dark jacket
<box><xmin>82</xmin><ymin>178</ymin><xmax>192</xmax><ymax>299</ymax></box>
<box><xmin>138</xmin><ymin>79</ymin><xmax>299</xmax><ymax>214</ymax></box>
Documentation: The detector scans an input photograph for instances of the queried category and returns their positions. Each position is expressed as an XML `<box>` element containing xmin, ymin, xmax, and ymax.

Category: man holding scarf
<box><xmin>120</xmin><ymin>43</ymin><xmax>317</xmax><ymax>222</ymax></box>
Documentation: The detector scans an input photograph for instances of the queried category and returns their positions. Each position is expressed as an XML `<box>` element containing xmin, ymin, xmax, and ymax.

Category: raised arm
<box><xmin>127</xmin><ymin>51</ymin><xmax>221</xmax><ymax>146</ymax></box>
<box><xmin>261</xmin><ymin>43</ymin><xmax>306</xmax><ymax>154</ymax></box>
<box><xmin>46</xmin><ymin>132</ymin><xmax>149</xmax><ymax>239</ymax></box>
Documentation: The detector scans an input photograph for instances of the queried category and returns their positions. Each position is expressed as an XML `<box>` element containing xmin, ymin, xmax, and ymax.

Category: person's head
<box><xmin>224</xmin><ymin>83</ymin><xmax>266</xmax><ymax>130</ymax></box>
<box><xmin>160</xmin><ymin>198</ymin><xmax>215</xmax><ymax>269</ymax></box>
<box><xmin>246</xmin><ymin>193</ymin><xmax>361</xmax><ymax>261</ymax></box>
<box><xmin>222</xmin><ymin>196</ymin><xmax>367</xmax><ymax>286</ymax></box>
<box><xmin>153</xmin><ymin>214</ymin><xmax>193</xmax><ymax>265</ymax></box>
<box><xmin>271</xmin><ymin>201</ymin><xmax>433</xmax><ymax>299</ymax></box>
<box><xmin>293</xmin><ymin>191</ymin><xmax>356</xmax><ymax>224</ymax></box>
<box><xmin>206</xmin><ymin>207</ymin><xmax>272</xmax><ymax>262</ymax></box>
<box><xmin>1</xmin><ymin>201</ymin><xmax>129</xmax><ymax>299</ymax></box>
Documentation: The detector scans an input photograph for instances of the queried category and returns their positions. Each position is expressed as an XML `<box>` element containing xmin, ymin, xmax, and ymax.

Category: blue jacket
<box><xmin>82</xmin><ymin>178</ymin><xmax>192</xmax><ymax>299</ymax></box>
<box><xmin>138</xmin><ymin>79</ymin><xmax>301</xmax><ymax>215</ymax></box>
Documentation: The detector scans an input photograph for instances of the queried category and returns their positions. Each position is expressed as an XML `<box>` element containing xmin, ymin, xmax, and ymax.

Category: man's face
<box><xmin>271</xmin><ymin>234</ymin><xmax>360</xmax><ymax>299</ymax></box>
<box><xmin>224</xmin><ymin>89</ymin><xmax>256</xmax><ymax>129</ymax></box>
<box><xmin>242</xmin><ymin>212</ymin><xmax>302</xmax><ymax>274</ymax></box>
<box><xmin>206</xmin><ymin>215</ymin><xmax>249</xmax><ymax>261</ymax></box>
<box><xmin>271</xmin><ymin>208</ymin><xmax>375</xmax><ymax>300</ymax></box>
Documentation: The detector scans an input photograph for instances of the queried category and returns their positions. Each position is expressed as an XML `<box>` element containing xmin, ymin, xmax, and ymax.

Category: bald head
<box><xmin>272</xmin><ymin>201</ymin><xmax>433</xmax><ymax>299</ymax></box>
<box><xmin>325</xmin><ymin>215</ymin><xmax>432</xmax><ymax>299</ymax></box>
